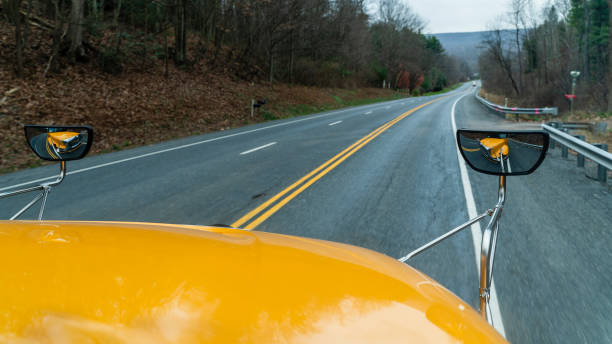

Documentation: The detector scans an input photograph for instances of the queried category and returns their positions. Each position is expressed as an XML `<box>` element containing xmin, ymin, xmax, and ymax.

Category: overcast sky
<box><xmin>405</xmin><ymin>0</ymin><xmax>551</xmax><ymax>34</ymax></box>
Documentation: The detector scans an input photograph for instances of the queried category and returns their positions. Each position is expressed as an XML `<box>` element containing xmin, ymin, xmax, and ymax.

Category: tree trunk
<box><xmin>515</xmin><ymin>26</ymin><xmax>523</xmax><ymax>92</ymax></box>
<box><xmin>164</xmin><ymin>26</ymin><xmax>169</xmax><ymax>78</ymax></box>
<box><xmin>91</xmin><ymin>0</ymin><xmax>97</xmax><ymax>21</ymax></box>
<box><xmin>608</xmin><ymin>0</ymin><xmax>612</xmax><ymax>111</ymax></box>
<box><xmin>583</xmin><ymin>0</ymin><xmax>590</xmax><ymax>81</ymax></box>
<box><xmin>3</xmin><ymin>0</ymin><xmax>24</xmax><ymax>77</ymax></box>
<box><xmin>15</xmin><ymin>5</ymin><xmax>24</xmax><ymax>77</ymax></box>
<box><xmin>113</xmin><ymin>0</ymin><xmax>122</xmax><ymax>28</ymax></box>
<box><xmin>44</xmin><ymin>0</ymin><xmax>63</xmax><ymax>76</ymax></box>
<box><xmin>68</xmin><ymin>0</ymin><xmax>85</xmax><ymax>62</ymax></box>
<box><xmin>488</xmin><ymin>30</ymin><xmax>520</xmax><ymax>95</ymax></box>
<box><xmin>289</xmin><ymin>31</ymin><xmax>294</xmax><ymax>84</ymax></box>
<box><xmin>269</xmin><ymin>50</ymin><xmax>274</xmax><ymax>82</ymax></box>
<box><xmin>24</xmin><ymin>0</ymin><xmax>32</xmax><ymax>48</ymax></box>
<box><xmin>174</xmin><ymin>0</ymin><xmax>187</xmax><ymax>65</ymax></box>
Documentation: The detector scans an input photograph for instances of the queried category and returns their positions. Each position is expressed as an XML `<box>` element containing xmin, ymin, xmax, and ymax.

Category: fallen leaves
<box><xmin>0</xmin><ymin>22</ymin><xmax>403</xmax><ymax>175</ymax></box>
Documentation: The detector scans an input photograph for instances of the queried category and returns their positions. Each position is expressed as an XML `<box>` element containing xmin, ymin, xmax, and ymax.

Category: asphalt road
<box><xmin>455</xmin><ymin>91</ymin><xmax>612</xmax><ymax>343</ymax></box>
<box><xmin>1</xmin><ymin>82</ymin><xmax>611</xmax><ymax>343</ymax></box>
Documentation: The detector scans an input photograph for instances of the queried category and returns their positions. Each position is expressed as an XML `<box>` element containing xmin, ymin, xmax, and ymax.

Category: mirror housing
<box><xmin>457</xmin><ymin>129</ymin><xmax>549</xmax><ymax>176</ymax></box>
<box><xmin>24</xmin><ymin>125</ymin><xmax>93</xmax><ymax>161</ymax></box>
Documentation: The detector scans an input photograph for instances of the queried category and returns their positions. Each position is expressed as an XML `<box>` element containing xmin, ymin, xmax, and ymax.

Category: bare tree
<box><xmin>483</xmin><ymin>28</ymin><xmax>521</xmax><ymax>95</ymax></box>
<box><xmin>608</xmin><ymin>0</ymin><xmax>612</xmax><ymax>111</ymax></box>
<box><xmin>377</xmin><ymin>0</ymin><xmax>423</xmax><ymax>31</ymax></box>
<box><xmin>3</xmin><ymin>0</ymin><xmax>25</xmax><ymax>76</ymax></box>
<box><xmin>509</xmin><ymin>0</ymin><xmax>528</xmax><ymax>93</ymax></box>
<box><xmin>174</xmin><ymin>0</ymin><xmax>187</xmax><ymax>64</ymax></box>
<box><xmin>68</xmin><ymin>0</ymin><xmax>85</xmax><ymax>61</ymax></box>
<box><xmin>582</xmin><ymin>0</ymin><xmax>590</xmax><ymax>81</ymax></box>
<box><xmin>113</xmin><ymin>0</ymin><xmax>122</xmax><ymax>28</ymax></box>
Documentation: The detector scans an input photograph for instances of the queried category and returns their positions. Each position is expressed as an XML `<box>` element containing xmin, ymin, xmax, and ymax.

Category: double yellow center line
<box><xmin>231</xmin><ymin>97</ymin><xmax>447</xmax><ymax>230</ymax></box>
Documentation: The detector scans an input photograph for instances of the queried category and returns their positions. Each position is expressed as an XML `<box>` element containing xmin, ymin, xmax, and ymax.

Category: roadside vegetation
<box><xmin>478</xmin><ymin>0</ymin><xmax>612</xmax><ymax>114</ymax></box>
<box><xmin>478</xmin><ymin>0</ymin><xmax>612</xmax><ymax>149</ymax></box>
<box><xmin>479</xmin><ymin>87</ymin><xmax>611</xmax><ymax>150</ymax></box>
<box><xmin>0</xmin><ymin>0</ymin><xmax>471</xmax><ymax>174</ymax></box>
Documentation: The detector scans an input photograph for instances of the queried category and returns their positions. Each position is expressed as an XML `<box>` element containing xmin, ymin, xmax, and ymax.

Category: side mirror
<box><xmin>0</xmin><ymin>125</ymin><xmax>94</xmax><ymax>221</ymax></box>
<box><xmin>457</xmin><ymin>129</ymin><xmax>549</xmax><ymax>176</ymax></box>
<box><xmin>25</xmin><ymin>125</ymin><xmax>93</xmax><ymax>161</ymax></box>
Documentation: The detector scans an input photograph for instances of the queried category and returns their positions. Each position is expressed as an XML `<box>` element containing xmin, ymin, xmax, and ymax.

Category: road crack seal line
<box><xmin>231</xmin><ymin>96</ymin><xmax>449</xmax><ymax>230</ymax></box>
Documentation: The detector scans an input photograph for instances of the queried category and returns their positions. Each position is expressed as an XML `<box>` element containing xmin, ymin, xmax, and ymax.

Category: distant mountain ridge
<box><xmin>431</xmin><ymin>31</ymin><xmax>489</xmax><ymax>70</ymax></box>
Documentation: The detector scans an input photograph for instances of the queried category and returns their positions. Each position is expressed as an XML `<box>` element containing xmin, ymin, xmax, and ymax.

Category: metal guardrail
<box><xmin>475</xmin><ymin>90</ymin><xmax>558</xmax><ymax>116</ymax></box>
<box><xmin>550</xmin><ymin>121</ymin><xmax>608</xmax><ymax>135</ymax></box>
<box><xmin>555</xmin><ymin>122</ymin><xmax>591</xmax><ymax>130</ymax></box>
<box><xmin>473</xmin><ymin>88</ymin><xmax>608</xmax><ymax>182</ymax></box>
<box><xmin>542</xmin><ymin>124</ymin><xmax>612</xmax><ymax>182</ymax></box>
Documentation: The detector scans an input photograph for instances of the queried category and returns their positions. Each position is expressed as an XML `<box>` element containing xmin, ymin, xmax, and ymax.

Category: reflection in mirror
<box><xmin>457</xmin><ymin>129</ymin><xmax>549</xmax><ymax>176</ymax></box>
<box><xmin>25</xmin><ymin>125</ymin><xmax>93</xmax><ymax>161</ymax></box>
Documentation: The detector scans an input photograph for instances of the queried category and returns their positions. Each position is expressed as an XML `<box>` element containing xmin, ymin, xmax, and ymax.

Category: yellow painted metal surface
<box><xmin>47</xmin><ymin>132</ymin><xmax>80</xmax><ymax>150</ymax></box>
<box><xmin>0</xmin><ymin>221</ymin><xmax>506</xmax><ymax>343</ymax></box>
<box><xmin>480</xmin><ymin>138</ymin><xmax>509</xmax><ymax>160</ymax></box>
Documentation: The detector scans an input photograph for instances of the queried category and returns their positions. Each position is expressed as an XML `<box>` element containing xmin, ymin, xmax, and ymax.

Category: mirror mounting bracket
<box><xmin>479</xmin><ymin>175</ymin><xmax>506</xmax><ymax>323</ymax></box>
<box><xmin>398</xmin><ymin>209</ymin><xmax>493</xmax><ymax>262</ymax></box>
<box><xmin>0</xmin><ymin>161</ymin><xmax>67</xmax><ymax>220</ymax></box>
<box><xmin>398</xmin><ymin>174</ymin><xmax>507</xmax><ymax>327</ymax></box>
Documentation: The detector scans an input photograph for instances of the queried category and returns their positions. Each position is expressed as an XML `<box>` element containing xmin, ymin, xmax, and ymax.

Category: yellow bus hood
<box><xmin>0</xmin><ymin>221</ymin><xmax>505</xmax><ymax>343</ymax></box>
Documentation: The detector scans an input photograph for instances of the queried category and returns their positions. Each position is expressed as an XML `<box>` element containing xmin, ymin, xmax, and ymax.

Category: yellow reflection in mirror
<box><xmin>46</xmin><ymin>132</ymin><xmax>82</xmax><ymax>158</ymax></box>
<box><xmin>479</xmin><ymin>138</ymin><xmax>508</xmax><ymax>161</ymax></box>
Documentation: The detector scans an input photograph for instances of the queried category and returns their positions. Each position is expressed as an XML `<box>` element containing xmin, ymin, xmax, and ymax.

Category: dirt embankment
<box><xmin>0</xmin><ymin>26</ymin><xmax>406</xmax><ymax>174</ymax></box>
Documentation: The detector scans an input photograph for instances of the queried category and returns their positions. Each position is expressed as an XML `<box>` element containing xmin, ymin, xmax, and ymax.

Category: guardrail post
<box><xmin>593</xmin><ymin>122</ymin><xmax>608</xmax><ymax>135</ymax></box>
<box><xmin>573</xmin><ymin>135</ymin><xmax>586</xmax><ymax>167</ymax></box>
<box><xmin>593</xmin><ymin>144</ymin><xmax>609</xmax><ymax>183</ymax></box>
<box><xmin>561</xmin><ymin>129</ymin><xmax>569</xmax><ymax>158</ymax></box>
<box><xmin>543</xmin><ymin>123</ymin><xmax>612</xmax><ymax>184</ymax></box>
<box><xmin>549</xmin><ymin>122</ymin><xmax>560</xmax><ymax>149</ymax></box>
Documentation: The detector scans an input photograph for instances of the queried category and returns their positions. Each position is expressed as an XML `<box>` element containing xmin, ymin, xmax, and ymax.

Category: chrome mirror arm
<box><xmin>399</xmin><ymin>209</ymin><xmax>493</xmax><ymax>262</ymax></box>
<box><xmin>42</xmin><ymin>160</ymin><xmax>66</xmax><ymax>188</ymax></box>
<box><xmin>0</xmin><ymin>184</ymin><xmax>44</xmax><ymax>199</ymax></box>
<box><xmin>479</xmin><ymin>175</ymin><xmax>506</xmax><ymax>322</ymax></box>
<box><xmin>0</xmin><ymin>161</ymin><xmax>66</xmax><ymax>220</ymax></box>
<box><xmin>9</xmin><ymin>192</ymin><xmax>45</xmax><ymax>220</ymax></box>
<box><xmin>398</xmin><ymin>173</ymin><xmax>507</xmax><ymax>328</ymax></box>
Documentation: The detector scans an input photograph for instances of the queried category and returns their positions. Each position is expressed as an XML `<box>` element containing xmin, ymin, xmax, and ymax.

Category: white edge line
<box><xmin>0</xmin><ymin>93</ymin><xmax>447</xmax><ymax>192</ymax></box>
<box><xmin>364</xmin><ymin>111</ymin><xmax>373</xmax><ymax>115</ymax></box>
<box><xmin>239</xmin><ymin>142</ymin><xmax>277</xmax><ymax>155</ymax></box>
<box><xmin>328</xmin><ymin>120</ymin><xmax>342</xmax><ymax>126</ymax></box>
<box><xmin>451</xmin><ymin>91</ymin><xmax>507</xmax><ymax>337</ymax></box>
<box><xmin>0</xmin><ymin>108</ymin><xmax>354</xmax><ymax>192</ymax></box>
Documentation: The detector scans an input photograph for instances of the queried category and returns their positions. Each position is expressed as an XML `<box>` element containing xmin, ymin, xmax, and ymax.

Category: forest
<box><xmin>479</xmin><ymin>0</ymin><xmax>612</xmax><ymax>113</ymax></box>
<box><xmin>0</xmin><ymin>0</ymin><xmax>475</xmax><ymax>172</ymax></box>
<box><xmin>1</xmin><ymin>0</ymin><xmax>469</xmax><ymax>91</ymax></box>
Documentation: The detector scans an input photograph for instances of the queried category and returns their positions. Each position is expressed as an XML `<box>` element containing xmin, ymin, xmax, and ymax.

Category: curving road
<box><xmin>1</xmin><ymin>83</ymin><xmax>611</xmax><ymax>343</ymax></box>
